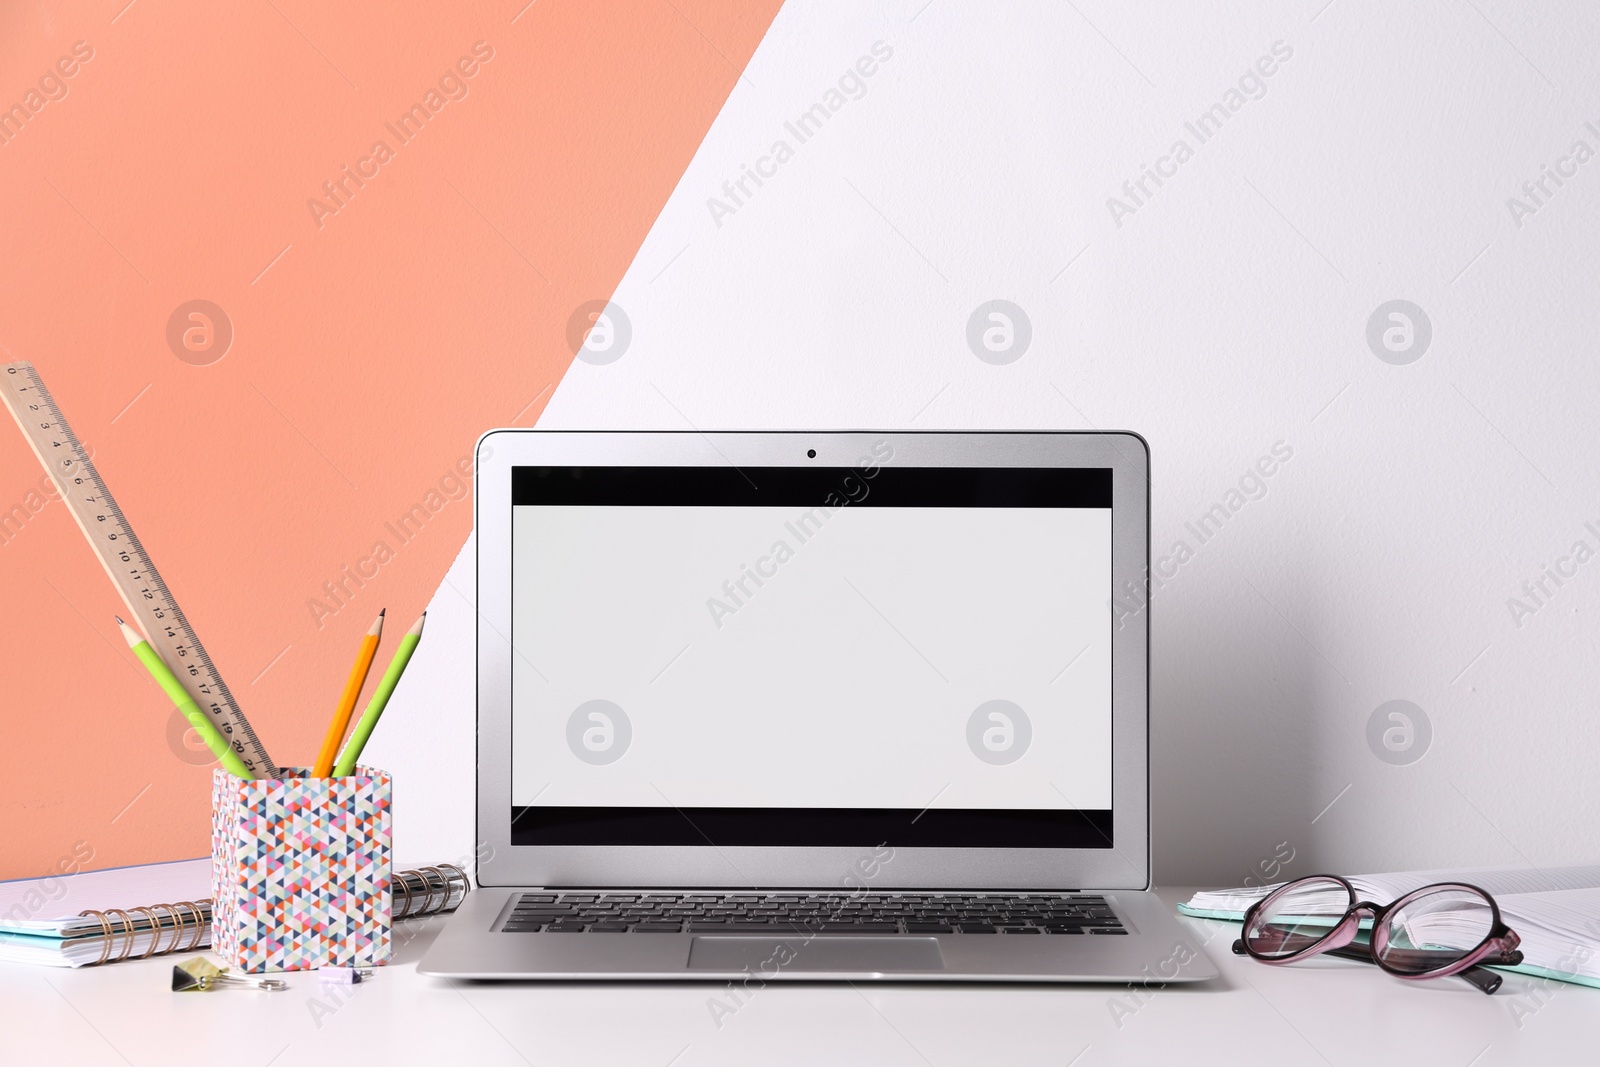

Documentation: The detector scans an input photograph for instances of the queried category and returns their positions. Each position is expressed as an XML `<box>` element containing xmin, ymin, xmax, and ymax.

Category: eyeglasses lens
<box><xmin>1377</xmin><ymin>887</ymin><xmax>1495</xmax><ymax>976</ymax></box>
<box><xmin>1245</xmin><ymin>877</ymin><xmax>1353</xmax><ymax>959</ymax></box>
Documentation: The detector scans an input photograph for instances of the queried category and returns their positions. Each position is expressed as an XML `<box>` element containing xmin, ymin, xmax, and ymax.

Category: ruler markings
<box><xmin>1</xmin><ymin>361</ymin><xmax>279</xmax><ymax>777</ymax></box>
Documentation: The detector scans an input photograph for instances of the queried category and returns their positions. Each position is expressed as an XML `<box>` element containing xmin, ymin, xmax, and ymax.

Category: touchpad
<box><xmin>688</xmin><ymin>936</ymin><xmax>944</xmax><ymax>973</ymax></box>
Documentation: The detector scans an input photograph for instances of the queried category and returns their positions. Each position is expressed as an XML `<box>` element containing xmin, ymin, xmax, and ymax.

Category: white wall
<box><xmin>385</xmin><ymin>0</ymin><xmax>1600</xmax><ymax>885</ymax></box>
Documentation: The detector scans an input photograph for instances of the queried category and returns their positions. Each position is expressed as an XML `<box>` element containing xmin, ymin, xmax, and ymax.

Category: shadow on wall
<box><xmin>1151</xmin><ymin>561</ymin><xmax>1320</xmax><ymax>888</ymax></box>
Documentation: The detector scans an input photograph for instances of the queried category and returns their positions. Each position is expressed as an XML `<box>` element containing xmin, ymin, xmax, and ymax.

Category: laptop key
<box><xmin>631</xmin><ymin>922</ymin><xmax>683</xmax><ymax>932</ymax></box>
<box><xmin>955</xmin><ymin>924</ymin><xmax>997</xmax><ymax>934</ymax></box>
<box><xmin>904</xmin><ymin>923</ymin><xmax>955</xmax><ymax>933</ymax></box>
<box><xmin>588</xmin><ymin>923</ymin><xmax>629</xmax><ymax>932</ymax></box>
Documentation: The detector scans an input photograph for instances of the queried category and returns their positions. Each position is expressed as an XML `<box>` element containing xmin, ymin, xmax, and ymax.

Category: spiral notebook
<box><xmin>0</xmin><ymin>857</ymin><xmax>470</xmax><ymax>968</ymax></box>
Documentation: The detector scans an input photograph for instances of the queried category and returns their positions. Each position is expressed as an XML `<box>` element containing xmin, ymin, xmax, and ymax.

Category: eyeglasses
<box><xmin>1231</xmin><ymin>875</ymin><xmax>1523</xmax><ymax>995</ymax></box>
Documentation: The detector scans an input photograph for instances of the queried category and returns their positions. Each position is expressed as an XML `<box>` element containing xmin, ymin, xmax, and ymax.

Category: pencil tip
<box><xmin>114</xmin><ymin>615</ymin><xmax>124</xmax><ymax>625</ymax></box>
<box><xmin>379</xmin><ymin>608</ymin><xmax>386</xmax><ymax>616</ymax></box>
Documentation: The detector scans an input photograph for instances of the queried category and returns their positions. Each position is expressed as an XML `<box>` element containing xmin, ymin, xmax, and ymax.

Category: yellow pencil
<box><xmin>312</xmin><ymin>610</ymin><xmax>385</xmax><ymax>777</ymax></box>
<box><xmin>334</xmin><ymin>611</ymin><xmax>425</xmax><ymax>777</ymax></box>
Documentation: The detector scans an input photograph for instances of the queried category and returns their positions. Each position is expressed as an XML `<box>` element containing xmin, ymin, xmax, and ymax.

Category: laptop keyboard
<box><xmin>500</xmin><ymin>892</ymin><xmax>1125</xmax><ymax>935</ymax></box>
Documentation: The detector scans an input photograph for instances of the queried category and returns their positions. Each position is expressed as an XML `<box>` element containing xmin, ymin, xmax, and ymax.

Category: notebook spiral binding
<box><xmin>78</xmin><ymin>900</ymin><xmax>210</xmax><ymax>967</ymax></box>
<box><xmin>72</xmin><ymin>863</ymin><xmax>471</xmax><ymax>967</ymax></box>
<box><xmin>392</xmin><ymin>864</ymin><xmax>471</xmax><ymax>921</ymax></box>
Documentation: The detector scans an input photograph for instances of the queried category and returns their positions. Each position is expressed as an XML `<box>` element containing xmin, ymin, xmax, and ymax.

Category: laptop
<box><xmin>420</xmin><ymin>430</ymin><xmax>1217</xmax><ymax>982</ymax></box>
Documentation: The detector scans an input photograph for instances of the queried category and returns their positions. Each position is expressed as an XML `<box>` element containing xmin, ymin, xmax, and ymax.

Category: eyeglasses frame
<box><xmin>1238</xmin><ymin>874</ymin><xmax>1523</xmax><ymax>984</ymax></box>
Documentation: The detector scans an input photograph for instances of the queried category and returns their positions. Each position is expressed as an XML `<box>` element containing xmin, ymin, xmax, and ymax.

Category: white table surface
<box><xmin>1</xmin><ymin>887</ymin><xmax>1590</xmax><ymax>1067</ymax></box>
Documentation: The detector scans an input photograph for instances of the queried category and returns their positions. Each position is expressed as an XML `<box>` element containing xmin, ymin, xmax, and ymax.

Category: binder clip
<box><xmin>172</xmin><ymin>957</ymin><xmax>288</xmax><ymax>992</ymax></box>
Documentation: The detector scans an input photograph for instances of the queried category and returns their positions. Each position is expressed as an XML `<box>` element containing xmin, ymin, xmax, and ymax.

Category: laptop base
<box><xmin>420</xmin><ymin>888</ymin><xmax>1219</xmax><ymax>982</ymax></box>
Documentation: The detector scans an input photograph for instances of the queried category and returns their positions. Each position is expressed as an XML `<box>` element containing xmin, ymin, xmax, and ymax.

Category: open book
<box><xmin>1180</xmin><ymin>864</ymin><xmax>1600</xmax><ymax>989</ymax></box>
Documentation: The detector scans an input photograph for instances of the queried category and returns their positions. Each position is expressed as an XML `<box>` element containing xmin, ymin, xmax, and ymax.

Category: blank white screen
<box><xmin>511</xmin><ymin>504</ymin><xmax>1111</xmax><ymax>811</ymax></box>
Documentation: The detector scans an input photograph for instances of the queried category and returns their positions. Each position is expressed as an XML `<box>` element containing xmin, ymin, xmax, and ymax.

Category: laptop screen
<box><xmin>507</xmin><ymin>458</ymin><xmax>1115</xmax><ymax>849</ymax></box>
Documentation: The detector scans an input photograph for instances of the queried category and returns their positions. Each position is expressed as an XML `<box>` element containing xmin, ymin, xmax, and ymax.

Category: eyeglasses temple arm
<box><xmin>1230</xmin><ymin>939</ymin><xmax>1504</xmax><ymax>995</ymax></box>
<box><xmin>1449</xmin><ymin>963</ymin><xmax>1504</xmax><ymax>995</ymax></box>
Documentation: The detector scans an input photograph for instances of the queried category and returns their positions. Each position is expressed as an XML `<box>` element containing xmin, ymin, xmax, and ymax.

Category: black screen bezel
<box><xmin>509</xmin><ymin>463</ymin><xmax>1114</xmax><ymax>850</ymax></box>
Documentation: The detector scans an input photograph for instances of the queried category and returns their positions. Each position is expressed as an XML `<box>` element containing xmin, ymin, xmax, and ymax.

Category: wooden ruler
<box><xmin>1</xmin><ymin>361</ymin><xmax>280</xmax><ymax>778</ymax></box>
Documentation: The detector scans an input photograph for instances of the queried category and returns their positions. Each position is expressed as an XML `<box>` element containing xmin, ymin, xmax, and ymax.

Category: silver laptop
<box><xmin>420</xmin><ymin>430</ymin><xmax>1216</xmax><ymax>982</ymax></box>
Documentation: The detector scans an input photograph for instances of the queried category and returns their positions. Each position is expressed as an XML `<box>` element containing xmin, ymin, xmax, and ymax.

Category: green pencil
<box><xmin>333</xmin><ymin>611</ymin><xmax>425</xmax><ymax>777</ymax></box>
<box><xmin>118</xmin><ymin>616</ymin><xmax>254</xmax><ymax>779</ymax></box>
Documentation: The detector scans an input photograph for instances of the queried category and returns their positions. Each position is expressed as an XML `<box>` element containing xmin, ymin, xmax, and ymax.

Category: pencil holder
<box><xmin>211</xmin><ymin>766</ymin><xmax>393</xmax><ymax>973</ymax></box>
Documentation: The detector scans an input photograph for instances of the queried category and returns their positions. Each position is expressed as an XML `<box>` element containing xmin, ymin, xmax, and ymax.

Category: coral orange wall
<box><xmin>0</xmin><ymin>0</ymin><xmax>781</xmax><ymax>878</ymax></box>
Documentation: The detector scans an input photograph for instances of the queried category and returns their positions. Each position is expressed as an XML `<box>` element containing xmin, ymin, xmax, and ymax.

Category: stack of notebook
<box><xmin>1181</xmin><ymin>863</ymin><xmax>1600</xmax><ymax>988</ymax></box>
<box><xmin>0</xmin><ymin>857</ymin><xmax>470</xmax><ymax>968</ymax></box>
